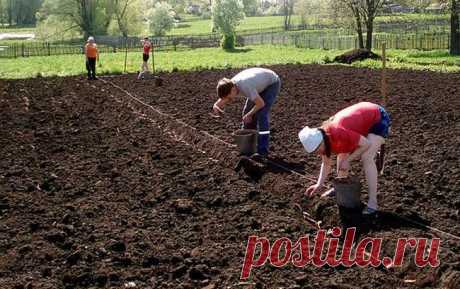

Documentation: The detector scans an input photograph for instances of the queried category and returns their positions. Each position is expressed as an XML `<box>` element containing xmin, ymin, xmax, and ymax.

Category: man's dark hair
<box><xmin>217</xmin><ymin>78</ymin><xmax>234</xmax><ymax>99</ymax></box>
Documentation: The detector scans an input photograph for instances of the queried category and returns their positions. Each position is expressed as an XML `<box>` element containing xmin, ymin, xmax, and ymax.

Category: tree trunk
<box><xmin>117</xmin><ymin>15</ymin><xmax>128</xmax><ymax>37</ymax></box>
<box><xmin>450</xmin><ymin>0</ymin><xmax>460</xmax><ymax>55</ymax></box>
<box><xmin>7</xmin><ymin>0</ymin><xmax>13</xmax><ymax>25</ymax></box>
<box><xmin>366</xmin><ymin>18</ymin><xmax>374</xmax><ymax>50</ymax></box>
<box><xmin>81</xmin><ymin>0</ymin><xmax>96</xmax><ymax>39</ymax></box>
<box><xmin>287</xmin><ymin>1</ymin><xmax>293</xmax><ymax>29</ymax></box>
<box><xmin>283</xmin><ymin>0</ymin><xmax>289</xmax><ymax>30</ymax></box>
<box><xmin>353</xmin><ymin>8</ymin><xmax>364</xmax><ymax>49</ymax></box>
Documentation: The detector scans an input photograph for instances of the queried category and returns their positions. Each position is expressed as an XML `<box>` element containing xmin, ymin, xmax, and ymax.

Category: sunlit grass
<box><xmin>0</xmin><ymin>45</ymin><xmax>339</xmax><ymax>79</ymax></box>
<box><xmin>2</xmin><ymin>45</ymin><xmax>459</xmax><ymax>79</ymax></box>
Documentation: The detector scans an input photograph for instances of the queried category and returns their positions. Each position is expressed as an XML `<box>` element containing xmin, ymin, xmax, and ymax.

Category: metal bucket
<box><xmin>232</xmin><ymin>129</ymin><xmax>257</xmax><ymax>156</ymax></box>
<box><xmin>333</xmin><ymin>176</ymin><xmax>362</xmax><ymax>209</ymax></box>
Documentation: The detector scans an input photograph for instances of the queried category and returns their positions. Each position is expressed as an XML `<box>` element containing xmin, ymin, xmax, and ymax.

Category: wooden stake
<box><xmin>381</xmin><ymin>42</ymin><xmax>387</xmax><ymax>105</ymax></box>
<box><xmin>124</xmin><ymin>37</ymin><xmax>128</xmax><ymax>73</ymax></box>
<box><xmin>151</xmin><ymin>41</ymin><xmax>155</xmax><ymax>75</ymax></box>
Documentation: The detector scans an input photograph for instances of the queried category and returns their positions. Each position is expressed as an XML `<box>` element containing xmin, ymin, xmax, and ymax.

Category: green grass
<box><xmin>2</xmin><ymin>45</ymin><xmax>460</xmax><ymax>79</ymax></box>
<box><xmin>169</xmin><ymin>13</ymin><xmax>450</xmax><ymax>36</ymax></box>
<box><xmin>0</xmin><ymin>13</ymin><xmax>451</xmax><ymax>40</ymax></box>
<box><xmin>168</xmin><ymin>15</ymin><xmax>303</xmax><ymax>36</ymax></box>
<box><xmin>351</xmin><ymin>49</ymin><xmax>460</xmax><ymax>72</ymax></box>
<box><xmin>0</xmin><ymin>45</ymin><xmax>338</xmax><ymax>79</ymax></box>
<box><xmin>375</xmin><ymin>13</ymin><xmax>448</xmax><ymax>24</ymax></box>
<box><xmin>0</xmin><ymin>26</ymin><xmax>36</xmax><ymax>33</ymax></box>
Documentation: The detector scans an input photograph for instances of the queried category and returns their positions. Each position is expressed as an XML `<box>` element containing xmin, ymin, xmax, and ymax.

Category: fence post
<box><xmin>381</xmin><ymin>42</ymin><xmax>387</xmax><ymax>105</ymax></box>
<box><xmin>124</xmin><ymin>37</ymin><xmax>128</xmax><ymax>73</ymax></box>
<box><xmin>21</xmin><ymin>43</ymin><xmax>25</xmax><ymax>57</ymax></box>
<box><xmin>47</xmin><ymin>43</ymin><xmax>51</xmax><ymax>56</ymax></box>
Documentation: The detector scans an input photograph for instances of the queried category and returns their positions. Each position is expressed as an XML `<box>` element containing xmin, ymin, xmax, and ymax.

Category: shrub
<box><xmin>221</xmin><ymin>33</ymin><xmax>236</xmax><ymax>50</ymax></box>
<box><xmin>149</xmin><ymin>2</ymin><xmax>174</xmax><ymax>36</ymax></box>
<box><xmin>212</xmin><ymin>0</ymin><xmax>245</xmax><ymax>50</ymax></box>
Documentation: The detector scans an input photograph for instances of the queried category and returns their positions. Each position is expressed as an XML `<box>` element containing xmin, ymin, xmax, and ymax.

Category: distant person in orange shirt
<box><xmin>85</xmin><ymin>36</ymin><xmax>99</xmax><ymax>80</ymax></box>
<box><xmin>138</xmin><ymin>37</ymin><xmax>152</xmax><ymax>79</ymax></box>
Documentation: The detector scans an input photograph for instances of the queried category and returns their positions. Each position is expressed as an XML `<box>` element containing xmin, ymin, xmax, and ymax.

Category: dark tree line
<box><xmin>0</xmin><ymin>0</ymin><xmax>43</xmax><ymax>26</ymax></box>
<box><xmin>451</xmin><ymin>0</ymin><xmax>460</xmax><ymax>55</ymax></box>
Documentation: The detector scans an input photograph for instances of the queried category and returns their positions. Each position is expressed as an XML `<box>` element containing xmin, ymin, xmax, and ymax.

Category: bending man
<box><xmin>213</xmin><ymin>68</ymin><xmax>281</xmax><ymax>157</ymax></box>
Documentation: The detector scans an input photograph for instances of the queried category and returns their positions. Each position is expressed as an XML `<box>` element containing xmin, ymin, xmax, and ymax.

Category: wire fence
<box><xmin>0</xmin><ymin>34</ymin><xmax>223</xmax><ymax>58</ymax></box>
<box><xmin>0</xmin><ymin>30</ymin><xmax>457</xmax><ymax>58</ymax></box>
<box><xmin>241</xmin><ymin>31</ymin><xmax>453</xmax><ymax>51</ymax></box>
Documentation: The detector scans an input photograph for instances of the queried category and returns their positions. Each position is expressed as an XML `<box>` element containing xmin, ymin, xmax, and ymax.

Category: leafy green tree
<box><xmin>106</xmin><ymin>0</ymin><xmax>144</xmax><ymax>37</ymax></box>
<box><xmin>283</xmin><ymin>0</ymin><xmax>295</xmax><ymax>30</ymax></box>
<box><xmin>1</xmin><ymin>0</ymin><xmax>42</xmax><ymax>26</ymax></box>
<box><xmin>449</xmin><ymin>0</ymin><xmax>460</xmax><ymax>55</ymax></box>
<box><xmin>242</xmin><ymin>0</ymin><xmax>257</xmax><ymax>16</ymax></box>
<box><xmin>428</xmin><ymin>0</ymin><xmax>459</xmax><ymax>55</ymax></box>
<box><xmin>212</xmin><ymin>0</ymin><xmax>245</xmax><ymax>49</ymax></box>
<box><xmin>0</xmin><ymin>0</ymin><xmax>4</xmax><ymax>25</ymax></box>
<box><xmin>149</xmin><ymin>2</ymin><xmax>174</xmax><ymax>36</ymax></box>
<box><xmin>37</xmin><ymin>0</ymin><xmax>110</xmax><ymax>39</ymax></box>
<box><xmin>335</xmin><ymin>0</ymin><xmax>385</xmax><ymax>50</ymax></box>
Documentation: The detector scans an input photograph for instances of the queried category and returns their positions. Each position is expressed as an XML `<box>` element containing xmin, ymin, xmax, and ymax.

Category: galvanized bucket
<box><xmin>333</xmin><ymin>176</ymin><xmax>362</xmax><ymax>209</ymax></box>
<box><xmin>233</xmin><ymin>129</ymin><xmax>258</xmax><ymax>156</ymax></box>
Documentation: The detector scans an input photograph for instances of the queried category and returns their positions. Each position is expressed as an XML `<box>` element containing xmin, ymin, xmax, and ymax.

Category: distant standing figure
<box><xmin>84</xmin><ymin>36</ymin><xmax>99</xmax><ymax>80</ymax></box>
<box><xmin>138</xmin><ymin>37</ymin><xmax>152</xmax><ymax>79</ymax></box>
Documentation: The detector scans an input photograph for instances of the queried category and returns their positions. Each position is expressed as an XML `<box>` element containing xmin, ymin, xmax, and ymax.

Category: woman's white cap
<box><xmin>87</xmin><ymin>36</ymin><xmax>95</xmax><ymax>42</ymax></box>
<box><xmin>298</xmin><ymin>126</ymin><xmax>323</xmax><ymax>153</ymax></box>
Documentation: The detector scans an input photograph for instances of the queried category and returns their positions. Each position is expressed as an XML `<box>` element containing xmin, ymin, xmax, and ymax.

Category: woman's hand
<box><xmin>242</xmin><ymin>113</ymin><xmax>253</xmax><ymax>124</ymax></box>
<box><xmin>338</xmin><ymin>158</ymin><xmax>350</xmax><ymax>173</ymax></box>
<box><xmin>305</xmin><ymin>183</ymin><xmax>322</xmax><ymax>197</ymax></box>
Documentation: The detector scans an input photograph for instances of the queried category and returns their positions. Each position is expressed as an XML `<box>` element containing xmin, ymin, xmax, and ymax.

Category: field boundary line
<box><xmin>100</xmin><ymin>76</ymin><xmax>460</xmax><ymax>242</ymax></box>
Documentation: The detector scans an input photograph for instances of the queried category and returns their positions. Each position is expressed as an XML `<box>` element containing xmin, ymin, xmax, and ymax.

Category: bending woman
<box><xmin>298</xmin><ymin>102</ymin><xmax>391</xmax><ymax>215</ymax></box>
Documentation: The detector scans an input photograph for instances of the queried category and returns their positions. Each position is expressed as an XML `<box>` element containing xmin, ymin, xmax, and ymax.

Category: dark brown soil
<box><xmin>333</xmin><ymin>49</ymin><xmax>381</xmax><ymax>64</ymax></box>
<box><xmin>0</xmin><ymin>64</ymin><xmax>459</xmax><ymax>289</ymax></box>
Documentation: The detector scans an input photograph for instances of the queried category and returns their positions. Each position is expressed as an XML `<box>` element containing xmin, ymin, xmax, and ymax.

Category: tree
<box><xmin>335</xmin><ymin>0</ymin><xmax>385</xmax><ymax>50</ymax></box>
<box><xmin>360</xmin><ymin>0</ymin><xmax>385</xmax><ymax>50</ymax></box>
<box><xmin>149</xmin><ymin>2</ymin><xmax>174</xmax><ymax>36</ymax></box>
<box><xmin>296</xmin><ymin>0</ymin><xmax>316</xmax><ymax>26</ymax></box>
<box><xmin>450</xmin><ymin>0</ymin><xmax>460</xmax><ymax>55</ymax></box>
<box><xmin>1</xmin><ymin>0</ymin><xmax>42</xmax><ymax>26</ymax></box>
<box><xmin>283</xmin><ymin>0</ymin><xmax>295</xmax><ymax>30</ymax></box>
<box><xmin>242</xmin><ymin>0</ymin><xmax>257</xmax><ymax>16</ymax></box>
<box><xmin>37</xmin><ymin>0</ymin><xmax>111</xmax><ymax>39</ymax></box>
<box><xmin>167</xmin><ymin>0</ymin><xmax>187</xmax><ymax>14</ymax></box>
<box><xmin>333</xmin><ymin>0</ymin><xmax>365</xmax><ymax>48</ymax></box>
<box><xmin>0</xmin><ymin>0</ymin><xmax>4</xmax><ymax>26</ymax></box>
<box><xmin>212</xmin><ymin>0</ymin><xmax>245</xmax><ymax>49</ymax></box>
<box><xmin>7</xmin><ymin>0</ymin><xmax>12</xmax><ymax>25</ymax></box>
<box><xmin>106</xmin><ymin>0</ymin><xmax>143</xmax><ymax>37</ymax></box>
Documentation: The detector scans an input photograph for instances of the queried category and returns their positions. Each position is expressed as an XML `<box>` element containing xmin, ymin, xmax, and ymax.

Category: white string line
<box><xmin>105</xmin><ymin>87</ymin><xmax>220</xmax><ymax>163</ymax></box>
<box><xmin>100</xmin><ymin>78</ymin><xmax>236</xmax><ymax>149</ymax></box>
<box><xmin>100</xmin><ymin>78</ymin><xmax>320</xmax><ymax>182</ymax></box>
<box><xmin>100</xmin><ymin>77</ymin><xmax>460</xmax><ymax>242</ymax></box>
